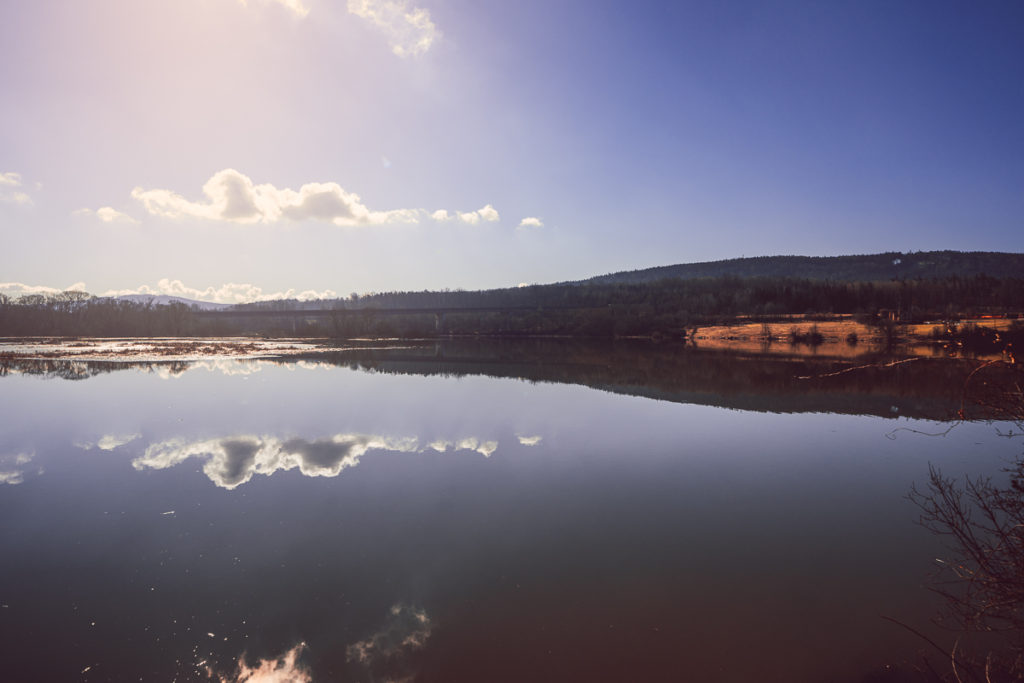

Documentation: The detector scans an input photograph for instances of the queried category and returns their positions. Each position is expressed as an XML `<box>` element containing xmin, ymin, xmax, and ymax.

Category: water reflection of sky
<box><xmin>134</xmin><ymin>433</ymin><xmax>501</xmax><ymax>489</ymax></box>
<box><xmin>0</xmin><ymin>360</ymin><xmax>1020</xmax><ymax>681</ymax></box>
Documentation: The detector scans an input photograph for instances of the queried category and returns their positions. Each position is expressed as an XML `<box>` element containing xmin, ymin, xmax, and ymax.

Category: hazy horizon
<box><xmin>4</xmin><ymin>248</ymin><xmax>1024</xmax><ymax>305</ymax></box>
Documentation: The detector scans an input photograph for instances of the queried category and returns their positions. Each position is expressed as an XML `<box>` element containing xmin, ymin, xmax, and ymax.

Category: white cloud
<box><xmin>1</xmin><ymin>278</ymin><xmax>338</xmax><ymax>305</ymax></box>
<box><xmin>130</xmin><ymin>169</ymin><xmax>498</xmax><ymax>230</ymax></box>
<box><xmin>0</xmin><ymin>171</ymin><xmax>34</xmax><ymax>205</ymax></box>
<box><xmin>517</xmin><ymin>434</ymin><xmax>543</xmax><ymax>446</ymax></box>
<box><xmin>133</xmin><ymin>169</ymin><xmax>395</xmax><ymax>226</ymax></box>
<box><xmin>0</xmin><ymin>281</ymin><xmax>88</xmax><ymax>299</ymax></box>
<box><xmin>517</xmin><ymin>216</ymin><xmax>543</xmax><ymax>229</ymax></box>
<box><xmin>96</xmin><ymin>207</ymin><xmax>137</xmax><ymax>223</ymax></box>
<box><xmin>74</xmin><ymin>206</ymin><xmax>139</xmax><ymax>224</ymax></box>
<box><xmin>101</xmin><ymin>278</ymin><xmax>339</xmax><ymax>304</ymax></box>
<box><xmin>347</xmin><ymin>0</ymin><xmax>439</xmax><ymax>57</ymax></box>
<box><xmin>2</xmin><ymin>192</ymin><xmax>32</xmax><ymax>205</ymax></box>
<box><xmin>238</xmin><ymin>0</ymin><xmax>310</xmax><ymax>18</ymax></box>
<box><xmin>457</xmin><ymin>204</ymin><xmax>500</xmax><ymax>225</ymax></box>
<box><xmin>0</xmin><ymin>191</ymin><xmax>31</xmax><ymax>205</ymax></box>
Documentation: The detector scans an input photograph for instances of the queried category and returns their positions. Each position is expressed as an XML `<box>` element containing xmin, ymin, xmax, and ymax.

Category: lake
<box><xmin>0</xmin><ymin>339</ymin><xmax>1019</xmax><ymax>682</ymax></box>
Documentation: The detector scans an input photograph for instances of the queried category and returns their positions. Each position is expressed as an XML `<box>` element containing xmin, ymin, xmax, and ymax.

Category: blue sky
<box><xmin>1</xmin><ymin>0</ymin><xmax>1022</xmax><ymax>302</ymax></box>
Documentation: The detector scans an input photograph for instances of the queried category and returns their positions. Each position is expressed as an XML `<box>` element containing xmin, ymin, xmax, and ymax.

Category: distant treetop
<box><xmin>578</xmin><ymin>251</ymin><xmax>1024</xmax><ymax>285</ymax></box>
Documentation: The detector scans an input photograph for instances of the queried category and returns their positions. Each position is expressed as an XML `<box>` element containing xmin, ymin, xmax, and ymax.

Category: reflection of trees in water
<box><xmin>318</xmin><ymin>339</ymin><xmax>994</xmax><ymax>421</ymax></box>
<box><xmin>0</xmin><ymin>339</ymin><xmax>1006</xmax><ymax>420</ymax></box>
<box><xmin>0</xmin><ymin>357</ymin><xmax>216</xmax><ymax>380</ymax></box>
<box><xmin>956</xmin><ymin>360</ymin><xmax>1024</xmax><ymax>425</ymax></box>
<box><xmin>0</xmin><ymin>357</ymin><xmax>136</xmax><ymax>380</ymax></box>
<box><xmin>906</xmin><ymin>360</ymin><xmax>1024</xmax><ymax>681</ymax></box>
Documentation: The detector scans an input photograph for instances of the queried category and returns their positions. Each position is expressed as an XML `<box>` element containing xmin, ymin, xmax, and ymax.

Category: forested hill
<box><xmin>579</xmin><ymin>251</ymin><xmax>1024</xmax><ymax>285</ymax></box>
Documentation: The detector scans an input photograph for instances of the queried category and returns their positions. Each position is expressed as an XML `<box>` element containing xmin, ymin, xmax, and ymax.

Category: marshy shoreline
<box><xmin>0</xmin><ymin>315</ymin><xmax>1018</xmax><ymax>362</ymax></box>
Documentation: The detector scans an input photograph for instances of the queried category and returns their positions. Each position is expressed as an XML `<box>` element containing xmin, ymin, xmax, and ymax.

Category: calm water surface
<box><xmin>0</xmin><ymin>343</ymin><xmax>1018</xmax><ymax>682</ymax></box>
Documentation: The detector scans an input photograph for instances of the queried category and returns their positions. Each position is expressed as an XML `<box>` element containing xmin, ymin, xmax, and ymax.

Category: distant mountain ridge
<box><xmin>112</xmin><ymin>294</ymin><xmax>230</xmax><ymax>311</ymax></box>
<box><xmin>578</xmin><ymin>251</ymin><xmax>1024</xmax><ymax>285</ymax></box>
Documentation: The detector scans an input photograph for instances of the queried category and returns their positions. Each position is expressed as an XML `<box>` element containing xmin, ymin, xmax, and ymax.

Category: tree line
<box><xmin>2</xmin><ymin>274</ymin><xmax>1023</xmax><ymax>338</ymax></box>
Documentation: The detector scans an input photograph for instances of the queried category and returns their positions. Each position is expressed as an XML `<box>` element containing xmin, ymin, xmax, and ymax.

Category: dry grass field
<box><xmin>692</xmin><ymin>316</ymin><xmax>1015</xmax><ymax>359</ymax></box>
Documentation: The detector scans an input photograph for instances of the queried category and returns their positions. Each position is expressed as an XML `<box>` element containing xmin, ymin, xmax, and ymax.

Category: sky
<box><xmin>1</xmin><ymin>0</ymin><xmax>1022</xmax><ymax>303</ymax></box>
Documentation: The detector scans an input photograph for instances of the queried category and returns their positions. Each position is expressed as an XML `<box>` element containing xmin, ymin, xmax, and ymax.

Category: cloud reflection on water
<box><xmin>347</xmin><ymin>604</ymin><xmax>432</xmax><ymax>681</ymax></box>
<box><xmin>75</xmin><ymin>433</ymin><xmax>141</xmax><ymax>451</ymax></box>
<box><xmin>133</xmin><ymin>433</ymin><xmax>502</xmax><ymax>489</ymax></box>
<box><xmin>0</xmin><ymin>450</ymin><xmax>35</xmax><ymax>485</ymax></box>
<box><xmin>425</xmin><ymin>437</ymin><xmax>498</xmax><ymax>457</ymax></box>
<box><xmin>209</xmin><ymin>604</ymin><xmax>431</xmax><ymax>683</ymax></box>
<box><xmin>151</xmin><ymin>360</ymin><xmax>269</xmax><ymax>380</ymax></box>
<box><xmin>215</xmin><ymin>643</ymin><xmax>311</xmax><ymax>683</ymax></box>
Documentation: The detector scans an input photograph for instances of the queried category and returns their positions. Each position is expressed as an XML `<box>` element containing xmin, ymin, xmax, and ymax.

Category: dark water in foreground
<box><xmin>0</xmin><ymin>341</ymin><xmax>1019</xmax><ymax>682</ymax></box>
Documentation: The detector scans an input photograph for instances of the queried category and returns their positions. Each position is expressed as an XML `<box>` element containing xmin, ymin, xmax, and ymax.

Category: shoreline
<box><xmin>0</xmin><ymin>316</ymin><xmax>1016</xmax><ymax>363</ymax></box>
